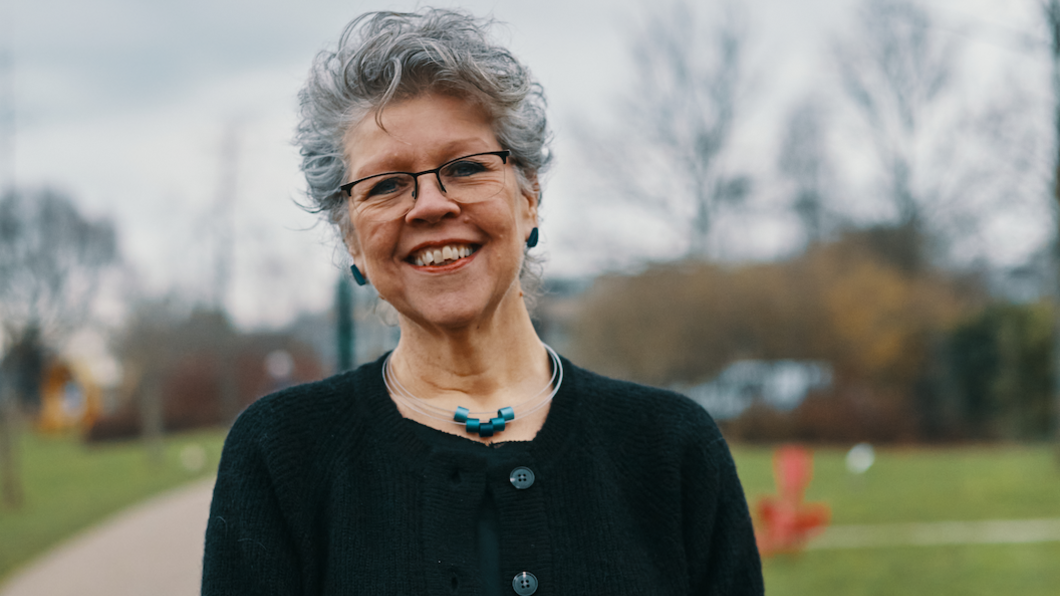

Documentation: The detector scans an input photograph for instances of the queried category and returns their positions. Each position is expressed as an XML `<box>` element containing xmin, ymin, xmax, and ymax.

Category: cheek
<box><xmin>345</xmin><ymin>229</ymin><xmax>363</xmax><ymax>258</ymax></box>
<box><xmin>357</xmin><ymin>221</ymin><xmax>400</xmax><ymax>260</ymax></box>
<box><xmin>344</xmin><ymin>206</ymin><xmax>362</xmax><ymax>254</ymax></box>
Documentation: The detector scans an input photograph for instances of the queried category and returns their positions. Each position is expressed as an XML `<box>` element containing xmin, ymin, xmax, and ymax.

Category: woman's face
<box><xmin>343</xmin><ymin>93</ymin><xmax>538</xmax><ymax>331</ymax></box>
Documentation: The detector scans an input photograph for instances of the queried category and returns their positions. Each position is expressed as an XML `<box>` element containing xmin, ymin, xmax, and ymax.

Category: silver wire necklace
<box><xmin>383</xmin><ymin>344</ymin><xmax>563</xmax><ymax>438</ymax></box>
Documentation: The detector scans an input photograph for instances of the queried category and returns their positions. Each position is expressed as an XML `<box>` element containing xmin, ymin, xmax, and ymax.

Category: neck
<box><xmin>388</xmin><ymin>299</ymin><xmax>550</xmax><ymax>412</ymax></box>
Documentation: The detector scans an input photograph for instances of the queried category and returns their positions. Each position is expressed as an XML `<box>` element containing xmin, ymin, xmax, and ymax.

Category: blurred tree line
<box><xmin>570</xmin><ymin>227</ymin><xmax>1054</xmax><ymax>442</ymax></box>
<box><xmin>949</xmin><ymin>302</ymin><xmax>1053</xmax><ymax>440</ymax></box>
<box><xmin>568</xmin><ymin>0</ymin><xmax>1060</xmax><ymax>443</ymax></box>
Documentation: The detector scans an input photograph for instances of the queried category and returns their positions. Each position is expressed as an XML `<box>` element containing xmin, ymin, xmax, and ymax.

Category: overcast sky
<box><xmin>0</xmin><ymin>0</ymin><xmax>1050</xmax><ymax>329</ymax></box>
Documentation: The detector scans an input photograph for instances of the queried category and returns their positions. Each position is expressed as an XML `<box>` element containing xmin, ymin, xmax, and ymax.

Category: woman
<box><xmin>202</xmin><ymin>9</ymin><xmax>763</xmax><ymax>596</ymax></box>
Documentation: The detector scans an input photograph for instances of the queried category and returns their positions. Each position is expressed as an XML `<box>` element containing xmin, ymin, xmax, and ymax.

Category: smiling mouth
<box><xmin>409</xmin><ymin>243</ymin><xmax>478</xmax><ymax>267</ymax></box>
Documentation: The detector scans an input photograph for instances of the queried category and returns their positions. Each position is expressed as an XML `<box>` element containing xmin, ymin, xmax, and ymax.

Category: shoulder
<box><xmin>555</xmin><ymin>359</ymin><xmax>749</xmax><ymax>531</ymax></box>
<box><xmin>221</xmin><ymin>357</ymin><xmax>386</xmax><ymax>472</ymax></box>
<box><xmin>231</xmin><ymin>371</ymin><xmax>355</xmax><ymax>440</ymax></box>
<box><xmin>239</xmin><ymin>369</ymin><xmax>359</xmax><ymax>424</ymax></box>
<box><xmin>564</xmin><ymin>359</ymin><xmax>718</xmax><ymax>433</ymax></box>
<box><xmin>560</xmin><ymin>358</ymin><xmax>726</xmax><ymax>459</ymax></box>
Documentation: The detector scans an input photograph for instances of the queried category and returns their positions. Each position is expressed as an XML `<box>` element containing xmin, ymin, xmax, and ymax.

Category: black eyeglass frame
<box><xmin>340</xmin><ymin>150</ymin><xmax>512</xmax><ymax>198</ymax></box>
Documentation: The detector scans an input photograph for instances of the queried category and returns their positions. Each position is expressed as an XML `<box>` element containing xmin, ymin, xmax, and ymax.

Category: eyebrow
<box><xmin>350</xmin><ymin>138</ymin><xmax>495</xmax><ymax>180</ymax></box>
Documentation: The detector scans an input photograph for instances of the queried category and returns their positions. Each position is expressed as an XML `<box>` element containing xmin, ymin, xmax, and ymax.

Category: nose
<box><xmin>405</xmin><ymin>173</ymin><xmax>460</xmax><ymax>223</ymax></box>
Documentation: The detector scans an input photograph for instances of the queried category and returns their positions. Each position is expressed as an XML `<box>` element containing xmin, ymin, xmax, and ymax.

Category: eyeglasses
<box><xmin>341</xmin><ymin>150</ymin><xmax>511</xmax><ymax>222</ymax></box>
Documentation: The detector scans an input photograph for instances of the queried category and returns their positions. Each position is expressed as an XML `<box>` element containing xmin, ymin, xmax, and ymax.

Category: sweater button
<box><xmin>509</xmin><ymin>466</ymin><xmax>535</xmax><ymax>490</ymax></box>
<box><xmin>511</xmin><ymin>571</ymin><xmax>538</xmax><ymax>595</ymax></box>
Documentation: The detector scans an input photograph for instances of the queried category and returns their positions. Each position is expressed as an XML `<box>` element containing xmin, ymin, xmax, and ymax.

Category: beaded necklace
<box><xmin>383</xmin><ymin>344</ymin><xmax>563</xmax><ymax>438</ymax></box>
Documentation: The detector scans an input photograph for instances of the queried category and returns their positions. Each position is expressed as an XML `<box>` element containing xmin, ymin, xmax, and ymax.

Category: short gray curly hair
<box><xmin>295</xmin><ymin>8</ymin><xmax>553</xmax><ymax>254</ymax></box>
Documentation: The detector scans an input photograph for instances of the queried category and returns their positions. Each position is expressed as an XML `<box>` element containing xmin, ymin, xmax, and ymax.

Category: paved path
<box><xmin>0</xmin><ymin>477</ymin><xmax>215</xmax><ymax>596</ymax></box>
<box><xmin>808</xmin><ymin>517</ymin><xmax>1060</xmax><ymax>550</ymax></box>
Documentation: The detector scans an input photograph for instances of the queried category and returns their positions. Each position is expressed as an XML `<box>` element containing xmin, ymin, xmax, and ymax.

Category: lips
<box><xmin>408</xmin><ymin>243</ymin><xmax>478</xmax><ymax>267</ymax></box>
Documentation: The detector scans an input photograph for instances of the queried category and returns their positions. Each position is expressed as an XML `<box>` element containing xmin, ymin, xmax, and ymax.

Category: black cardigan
<box><xmin>202</xmin><ymin>354</ymin><xmax>764</xmax><ymax>595</ymax></box>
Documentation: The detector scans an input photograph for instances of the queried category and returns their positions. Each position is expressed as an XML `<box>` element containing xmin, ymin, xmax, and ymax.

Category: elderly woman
<box><xmin>202</xmin><ymin>9</ymin><xmax>762</xmax><ymax>596</ymax></box>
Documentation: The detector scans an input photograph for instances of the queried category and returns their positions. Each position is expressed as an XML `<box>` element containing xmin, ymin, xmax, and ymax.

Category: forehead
<box><xmin>344</xmin><ymin>94</ymin><xmax>498</xmax><ymax>179</ymax></box>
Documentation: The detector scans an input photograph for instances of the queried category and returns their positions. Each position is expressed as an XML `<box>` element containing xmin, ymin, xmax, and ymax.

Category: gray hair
<box><xmin>295</xmin><ymin>8</ymin><xmax>552</xmax><ymax>296</ymax></box>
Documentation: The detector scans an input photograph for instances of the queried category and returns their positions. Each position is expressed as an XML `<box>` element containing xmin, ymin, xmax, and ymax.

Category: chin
<box><xmin>407</xmin><ymin>306</ymin><xmax>489</xmax><ymax>331</ymax></box>
<box><xmin>400</xmin><ymin>285</ymin><xmax>519</xmax><ymax>331</ymax></box>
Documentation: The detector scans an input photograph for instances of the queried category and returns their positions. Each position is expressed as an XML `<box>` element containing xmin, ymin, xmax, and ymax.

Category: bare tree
<box><xmin>0</xmin><ymin>188</ymin><xmax>118</xmax><ymax>336</ymax></box>
<box><xmin>833</xmin><ymin>0</ymin><xmax>958</xmax><ymax>270</ymax></box>
<box><xmin>0</xmin><ymin>187</ymin><xmax>118</xmax><ymax>507</ymax></box>
<box><xmin>833</xmin><ymin>0</ymin><xmax>1043</xmax><ymax>275</ymax></box>
<box><xmin>578</xmin><ymin>0</ymin><xmax>751</xmax><ymax>260</ymax></box>
<box><xmin>777</xmin><ymin>98</ymin><xmax>837</xmax><ymax>247</ymax></box>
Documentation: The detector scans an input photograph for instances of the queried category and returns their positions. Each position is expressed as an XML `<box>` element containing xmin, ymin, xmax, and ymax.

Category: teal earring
<box><xmin>350</xmin><ymin>264</ymin><xmax>367</xmax><ymax>286</ymax></box>
<box><xmin>526</xmin><ymin>227</ymin><xmax>539</xmax><ymax>249</ymax></box>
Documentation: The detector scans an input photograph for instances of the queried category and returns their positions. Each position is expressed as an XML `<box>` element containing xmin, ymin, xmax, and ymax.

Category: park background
<box><xmin>1</xmin><ymin>0</ymin><xmax>1060</xmax><ymax>594</ymax></box>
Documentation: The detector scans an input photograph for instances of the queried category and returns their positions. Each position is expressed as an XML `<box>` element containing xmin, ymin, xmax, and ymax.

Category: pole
<box><xmin>336</xmin><ymin>276</ymin><xmax>356</xmax><ymax>372</ymax></box>
<box><xmin>1046</xmin><ymin>0</ymin><xmax>1060</xmax><ymax>464</ymax></box>
<box><xmin>213</xmin><ymin>124</ymin><xmax>240</xmax><ymax>423</ymax></box>
<box><xmin>0</xmin><ymin>14</ymin><xmax>20</xmax><ymax>505</ymax></box>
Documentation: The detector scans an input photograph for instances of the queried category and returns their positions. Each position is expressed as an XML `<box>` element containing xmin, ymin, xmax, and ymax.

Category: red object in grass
<box><xmin>754</xmin><ymin>445</ymin><xmax>831</xmax><ymax>556</ymax></box>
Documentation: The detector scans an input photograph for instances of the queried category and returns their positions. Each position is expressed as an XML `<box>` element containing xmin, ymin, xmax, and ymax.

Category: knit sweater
<box><xmin>202</xmin><ymin>354</ymin><xmax>764</xmax><ymax>595</ymax></box>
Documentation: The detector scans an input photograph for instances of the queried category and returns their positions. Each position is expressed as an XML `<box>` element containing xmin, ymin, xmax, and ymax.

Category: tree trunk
<box><xmin>1053</xmin><ymin>177</ymin><xmax>1060</xmax><ymax>463</ymax></box>
<box><xmin>1047</xmin><ymin>0</ymin><xmax>1060</xmax><ymax>465</ymax></box>
<box><xmin>140</xmin><ymin>368</ymin><xmax>164</xmax><ymax>465</ymax></box>
<box><xmin>0</xmin><ymin>383</ymin><xmax>24</xmax><ymax>508</ymax></box>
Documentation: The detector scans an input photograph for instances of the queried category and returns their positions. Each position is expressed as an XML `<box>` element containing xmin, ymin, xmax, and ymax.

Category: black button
<box><xmin>512</xmin><ymin>571</ymin><xmax>538</xmax><ymax>595</ymax></box>
<box><xmin>509</xmin><ymin>466</ymin><xmax>535</xmax><ymax>489</ymax></box>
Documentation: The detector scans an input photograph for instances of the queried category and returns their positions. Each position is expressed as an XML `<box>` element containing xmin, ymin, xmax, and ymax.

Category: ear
<box><xmin>519</xmin><ymin>174</ymin><xmax>541</xmax><ymax>227</ymax></box>
<box><xmin>342</xmin><ymin>219</ymin><xmax>364</xmax><ymax>268</ymax></box>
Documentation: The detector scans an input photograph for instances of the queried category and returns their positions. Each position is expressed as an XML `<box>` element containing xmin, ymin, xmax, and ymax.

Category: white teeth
<box><xmin>411</xmin><ymin>244</ymin><xmax>475</xmax><ymax>266</ymax></box>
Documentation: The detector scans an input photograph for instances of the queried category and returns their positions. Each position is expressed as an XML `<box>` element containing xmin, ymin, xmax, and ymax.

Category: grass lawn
<box><xmin>762</xmin><ymin>543</ymin><xmax>1060</xmax><ymax>596</ymax></box>
<box><xmin>732</xmin><ymin>444</ymin><xmax>1060</xmax><ymax>595</ymax></box>
<box><xmin>0</xmin><ymin>427</ymin><xmax>228</xmax><ymax>583</ymax></box>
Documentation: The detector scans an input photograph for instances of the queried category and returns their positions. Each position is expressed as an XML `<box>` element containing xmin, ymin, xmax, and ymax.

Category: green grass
<box><xmin>732</xmin><ymin>444</ymin><xmax>1060</xmax><ymax>595</ymax></box>
<box><xmin>0</xmin><ymin>428</ymin><xmax>227</xmax><ymax>583</ymax></box>
<box><xmin>762</xmin><ymin>543</ymin><xmax>1060</xmax><ymax>596</ymax></box>
<box><xmin>732</xmin><ymin>444</ymin><xmax>1060</xmax><ymax>523</ymax></box>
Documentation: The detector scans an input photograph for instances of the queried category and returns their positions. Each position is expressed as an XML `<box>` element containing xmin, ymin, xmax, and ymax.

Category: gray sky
<box><xmin>0</xmin><ymin>0</ymin><xmax>1050</xmax><ymax>328</ymax></box>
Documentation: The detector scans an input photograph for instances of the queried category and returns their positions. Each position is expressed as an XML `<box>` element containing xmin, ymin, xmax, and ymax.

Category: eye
<box><xmin>362</xmin><ymin>175</ymin><xmax>410</xmax><ymax>199</ymax></box>
<box><xmin>442</xmin><ymin>159</ymin><xmax>489</xmax><ymax>178</ymax></box>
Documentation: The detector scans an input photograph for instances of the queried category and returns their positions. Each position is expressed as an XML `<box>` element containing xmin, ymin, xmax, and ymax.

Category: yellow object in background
<box><xmin>36</xmin><ymin>360</ymin><xmax>102</xmax><ymax>434</ymax></box>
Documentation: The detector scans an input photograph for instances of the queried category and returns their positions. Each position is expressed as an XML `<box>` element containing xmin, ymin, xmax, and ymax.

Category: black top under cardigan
<box><xmin>201</xmin><ymin>354</ymin><xmax>764</xmax><ymax>595</ymax></box>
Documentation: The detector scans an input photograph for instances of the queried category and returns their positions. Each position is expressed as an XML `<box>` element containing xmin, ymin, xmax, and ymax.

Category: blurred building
<box><xmin>681</xmin><ymin>360</ymin><xmax>833</xmax><ymax>421</ymax></box>
<box><xmin>87</xmin><ymin>309</ymin><xmax>325</xmax><ymax>441</ymax></box>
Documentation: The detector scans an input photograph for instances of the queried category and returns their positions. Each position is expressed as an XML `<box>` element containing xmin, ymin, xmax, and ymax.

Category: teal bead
<box><xmin>479</xmin><ymin>420</ymin><xmax>495</xmax><ymax>437</ymax></box>
<box><xmin>490</xmin><ymin>416</ymin><xmax>506</xmax><ymax>432</ymax></box>
<box><xmin>498</xmin><ymin>406</ymin><xmax>515</xmax><ymax>421</ymax></box>
<box><xmin>454</xmin><ymin>407</ymin><xmax>470</xmax><ymax>423</ymax></box>
<box><xmin>466</xmin><ymin>418</ymin><xmax>480</xmax><ymax>434</ymax></box>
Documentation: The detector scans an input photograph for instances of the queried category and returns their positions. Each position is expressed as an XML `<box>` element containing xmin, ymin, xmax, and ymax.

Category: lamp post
<box><xmin>336</xmin><ymin>275</ymin><xmax>356</xmax><ymax>372</ymax></box>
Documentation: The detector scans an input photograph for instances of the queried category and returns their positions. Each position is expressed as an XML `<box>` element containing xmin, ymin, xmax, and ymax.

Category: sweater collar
<box><xmin>350</xmin><ymin>351</ymin><xmax>581</xmax><ymax>463</ymax></box>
